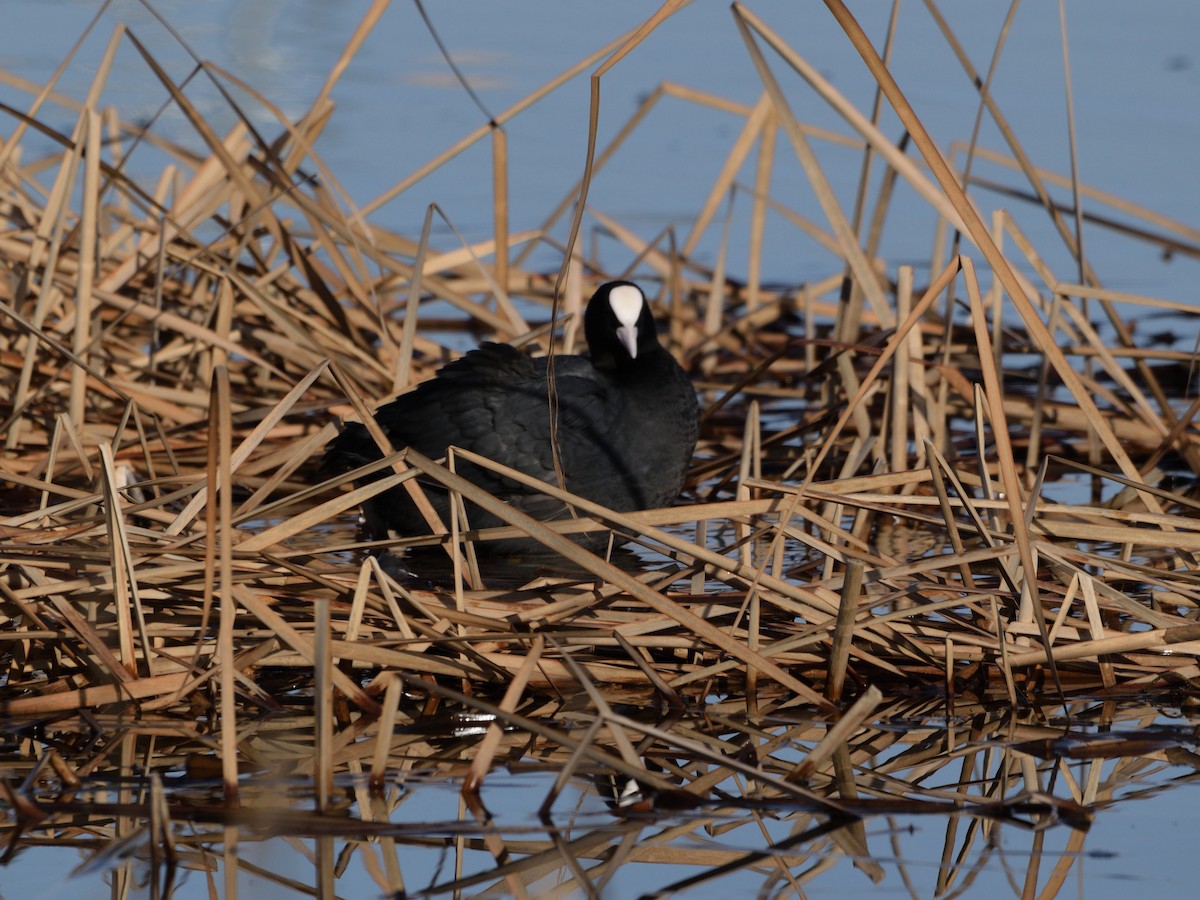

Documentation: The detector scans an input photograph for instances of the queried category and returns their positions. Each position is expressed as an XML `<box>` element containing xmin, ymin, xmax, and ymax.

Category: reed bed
<box><xmin>2</xmin><ymin>1</ymin><xmax>1199</xmax><ymax>894</ymax></box>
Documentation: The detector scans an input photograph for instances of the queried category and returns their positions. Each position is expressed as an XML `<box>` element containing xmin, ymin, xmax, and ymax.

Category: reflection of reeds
<box><xmin>2</xmin><ymin>1</ymin><xmax>1199</xmax><ymax>895</ymax></box>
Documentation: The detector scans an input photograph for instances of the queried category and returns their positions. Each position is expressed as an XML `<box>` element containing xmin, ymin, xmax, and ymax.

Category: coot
<box><xmin>324</xmin><ymin>281</ymin><xmax>698</xmax><ymax>549</ymax></box>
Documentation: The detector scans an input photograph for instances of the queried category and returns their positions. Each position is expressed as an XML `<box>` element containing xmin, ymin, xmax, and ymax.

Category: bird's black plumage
<box><xmin>323</xmin><ymin>281</ymin><xmax>698</xmax><ymax>549</ymax></box>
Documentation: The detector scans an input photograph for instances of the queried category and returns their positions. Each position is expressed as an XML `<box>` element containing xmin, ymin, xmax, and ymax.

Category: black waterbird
<box><xmin>324</xmin><ymin>281</ymin><xmax>699</xmax><ymax>550</ymax></box>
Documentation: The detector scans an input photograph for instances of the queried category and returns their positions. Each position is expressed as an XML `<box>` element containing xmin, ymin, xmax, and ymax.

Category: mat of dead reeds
<box><xmin>3</xmin><ymin>1</ymin><xmax>1200</xmax><ymax>895</ymax></box>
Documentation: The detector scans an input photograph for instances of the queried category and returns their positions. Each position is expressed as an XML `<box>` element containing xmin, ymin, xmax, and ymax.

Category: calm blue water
<box><xmin>3</xmin><ymin>1</ymin><xmax>1198</xmax><ymax>297</ymax></box>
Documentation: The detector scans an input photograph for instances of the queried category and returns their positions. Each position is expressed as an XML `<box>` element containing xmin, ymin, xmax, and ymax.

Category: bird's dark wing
<box><xmin>331</xmin><ymin>343</ymin><xmax>608</xmax><ymax>489</ymax></box>
<box><xmin>382</xmin><ymin>343</ymin><xmax>541</xmax><ymax>462</ymax></box>
<box><xmin>324</xmin><ymin>343</ymin><xmax>531</xmax><ymax>465</ymax></box>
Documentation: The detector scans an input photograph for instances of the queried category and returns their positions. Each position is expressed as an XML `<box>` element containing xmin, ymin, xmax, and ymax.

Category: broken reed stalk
<box><xmin>211</xmin><ymin>367</ymin><xmax>239</xmax><ymax>802</ymax></box>
<box><xmin>826</xmin><ymin>560</ymin><xmax>863</xmax><ymax>704</ymax></box>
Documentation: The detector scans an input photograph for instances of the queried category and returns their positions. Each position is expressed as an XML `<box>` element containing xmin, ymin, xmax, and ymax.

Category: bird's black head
<box><xmin>584</xmin><ymin>281</ymin><xmax>660</xmax><ymax>371</ymax></box>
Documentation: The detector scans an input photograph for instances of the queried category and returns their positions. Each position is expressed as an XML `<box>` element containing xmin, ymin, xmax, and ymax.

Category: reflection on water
<box><xmin>3</xmin><ymin>695</ymin><xmax>1198</xmax><ymax>897</ymax></box>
